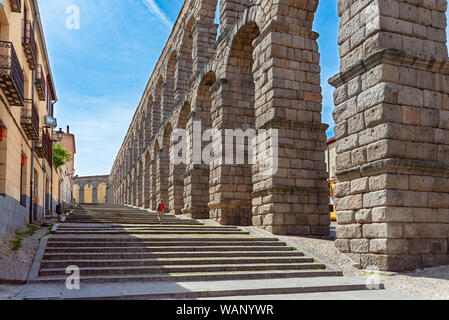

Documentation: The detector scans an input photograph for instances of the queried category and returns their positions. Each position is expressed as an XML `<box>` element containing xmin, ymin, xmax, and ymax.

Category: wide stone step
<box><xmin>65</xmin><ymin>219</ymin><xmax>201</xmax><ymax>223</ymax></box>
<box><xmin>59</xmin><ymin>224</ymin><xmax>230</xmax><ymax>230</ymax></box>
<box><xmin>46</xmin><ymin>241</ymin><xmax>285</xmax><ymax>248</ymax></box>
<box><xmin>65</xmin><ymin>221</ymin><xmax>202</xmax><ymax>225</ymax></box>
<box><xmin>39</xmin><ymin>263</ymin><xmax>326</xmax><ymax>276</ymax></box>
<box><xmin>43</xmin><ymin>251</ymin><xmax>304</xmax><ymax>260</ymax></box>
<box><xmin>21</xmin><ymin>277</ymin><xmax>378</xmax><ymax>300</ymax></box>
<box><xmin>47</xmin><ymin>236</ymin><xmax>271</xmax><ymax>242</ymax></box>
<box><xmin>57</xmin><ymin>226</ymin><xmax>239</xmax><ymax>232</ymax></box>
<box><xmin>41</xmin><ymin>256</ymin><xmax>315</xmax><ymax>269</ymax></box>
<box><xmin>55</xmin><ymin>230</ymin><xmax>249</xmax><ymax>235</ymax></box>
<box><xmin>45</xmin><ymin>246</ymin><xmax>295</xmax><ymax>253</ymax></box>
<box><xmin>30</xmin><ymin>270</ymin><xmax>342</xmax><ymax>284</ymax></box>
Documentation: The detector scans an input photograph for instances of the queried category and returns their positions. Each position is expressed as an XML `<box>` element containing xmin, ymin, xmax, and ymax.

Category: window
<box><xmin>20</xmin><ymin>153</ymin><xmax>27</xmax><ymax>206</ymax></box>
<box><xmin>0</xmin><ymin>125</ymin><xmax>6</xmax><ymax>195</ymax></box>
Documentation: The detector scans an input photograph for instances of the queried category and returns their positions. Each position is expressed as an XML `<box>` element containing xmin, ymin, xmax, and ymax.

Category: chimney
<box><xmin>67</xmin><ymin>126</ymin><xmax>70</xmax><ymax>134</ymax></box>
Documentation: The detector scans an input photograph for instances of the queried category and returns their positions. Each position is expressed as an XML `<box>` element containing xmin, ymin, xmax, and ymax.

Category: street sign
<box><xmin>45</xmin><ymin>115</ymin><xmax>57</xmax><ymax>128</ymax></box>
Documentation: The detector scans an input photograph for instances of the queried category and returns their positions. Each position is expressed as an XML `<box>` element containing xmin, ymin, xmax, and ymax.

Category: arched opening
<box><xmin>184</xmin><ymin>71</ymin><xmax>215</xmax><ymax>219</ymax></box>
<box><xmin>145</xmin><ymin>95</ymin><xmax>153</xmax><ymax>145</ymax></box>
<box><xmin>97</xmin><ymin>183</ymin><xmax>107</xmax><ymax>203</ymax></box>
<box><xmin>137</xmin><ymin>161</ymin><xmax>143</xmax><ymax>206</ymax></box>
<box><xmin>73</xmin><ymin>184</ymin><xmax>80</xmax><ymax>203</ymax></box>
<box><xmin>155</xmin><ymin>76</ymin><xmax>164</xmax><ymax>126</ymax></box>
<box><xmin>162</xmin><ymin>51</ymin><xmax>176</xmax><ymax>121</ymax></box>
<box><xmin>174</xmin><ymin>102</ymin><xmax>190</xmax><ymax>215</ymax></box>
<box><xmin>150</xmin><ymin>143</ymin><xmax>159</xmax><ymax>210</ymax></box>
<box><xmin>177</xmin><ymin>16</ymin><xmax>195</xmax><ymax>97</ymax></box>
<box><xmin>210</xmin><ymin>21</ymin><xmax>259</xmax><ymax>226</ymax></box>
<box><xmin>158</xmin><ymin>125</ymin><xmax>171</xmax><ymax>208</ymax></box>
<box><xmin>83</xmin><ymin>184</ymin><xmax>93</xmax><ymax>204</ymax></box>
<box><xmin>144</xmin><ymin>151</ymin><xmax>151</xmax><ymax>208</ymax></box>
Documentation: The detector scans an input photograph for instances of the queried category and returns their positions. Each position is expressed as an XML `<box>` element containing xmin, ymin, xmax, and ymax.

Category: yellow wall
<box><xmin>84</xmin><ymin>184</ymin><xmax>93</xmax><ymax>204</ymax></box>
<box><xmin>73</xmin><ymin>184</ymin><xmax>80</xmax><ymax>203</ymax></box>
<box><xmin>97</xmin><ymin>183</ymin><xmax>107</xmax><ymax>203</ymax></box>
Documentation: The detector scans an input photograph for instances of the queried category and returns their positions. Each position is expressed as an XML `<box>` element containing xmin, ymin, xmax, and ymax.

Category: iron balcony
<box><xmin>35</xmin><ymin>129</ymin><xmax>52</xmax><ymax>160</ymax></box>
<box><xmin>35</xmin><ymin>64</ymin><xmax>46</xmax><ymax>101</ymax></box>
<box><xmin>0</xmin><ymin>41</ymin><xmax>24</xmax><ymax>106</ymax></box>
<box><xmin>22</xmin><ymin>19</ymin><xmax>38</xmax><ymax>70</ymax></box>
<box><xmin>21</xmin><ymin>99</ymin><xmax>39</xmax><ymax>141</ymax></box>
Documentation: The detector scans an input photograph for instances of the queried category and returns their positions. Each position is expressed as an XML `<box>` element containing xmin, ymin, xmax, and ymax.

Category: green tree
<box><xmin>53</xmin><ymin>143</ymin><xmax>72</xmax><ymax>169</ymax></box>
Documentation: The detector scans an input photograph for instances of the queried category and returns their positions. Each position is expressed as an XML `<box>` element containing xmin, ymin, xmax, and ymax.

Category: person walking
<box><xmin>157</xmin><ymin>200</ymin><xmax>165</xmax><ymax>224</ymax></box>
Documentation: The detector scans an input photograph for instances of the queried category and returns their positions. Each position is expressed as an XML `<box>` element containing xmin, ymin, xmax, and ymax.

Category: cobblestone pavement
<box><xmin>240</xmin><ymin>225</ymin><xmax>449</xmax><ymax>300</ymax></box>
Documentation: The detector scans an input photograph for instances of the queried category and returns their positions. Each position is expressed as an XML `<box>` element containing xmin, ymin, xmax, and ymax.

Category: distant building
<box><xmin>54</xmin><ymin>126</ymin><xmax>76</xmax><ymax>205</ymax></box>
<box><xmin>73</xmin><ymin>175</ymin><xmax>110</xmax><ymax>204</ymax></box>
<box><xmin>325</xmin><ymin>137</ymin><xmax>336</xmax><ymax>183</ymax></box>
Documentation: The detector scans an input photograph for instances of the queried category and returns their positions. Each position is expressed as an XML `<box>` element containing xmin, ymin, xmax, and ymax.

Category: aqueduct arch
<box><xmin>110</xmin><ymin>0</ymin><xmax>449</xmax><ymax>271</ymax></box>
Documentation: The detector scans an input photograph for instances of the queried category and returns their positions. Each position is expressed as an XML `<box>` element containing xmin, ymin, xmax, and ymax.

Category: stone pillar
<box><xmin>192</xmin><ymin>20</ymin><xmax>218</xmax><ymax>76</ymax></box>
<box><xmin>92</xmin><ymin>186</ymin><xmax>98</xmax><ymax>204</ymax></box>
<box><xmin>329</xmin><ymin>0</ymin><xmax>449</xmax><ymax>271</ymax></box>
<box><xmin>156</xmin><ymin>149</ymin><xmax>170</xmax><ymax>208</ymax></box>
<box><xmin>168</xmin><ymin>140</ymin><xmax>185</xmax><ymax>215</ymax></box>
<box><xmin>183</xmin><ymin>112</ymin><xmax>210</xmax><ymax>219</ymax></box>
<box><xmin>149</xmin><ymin>159</ymin><xmax>157</xmax><ymax>210</ymax></box>
<box><xmin>248</xmin><ymin>2</ymin><xmax>330</xmax><ymax>236</ymax></box>
<box><xmin>219</xmin><ymin>0</ymin><xmax>249</xmax><ymax>35</ymax></box>
<box><xmin>79</xmin><ymin>184</ymin><xmax>85</xmax><ymax>203</ymax></box>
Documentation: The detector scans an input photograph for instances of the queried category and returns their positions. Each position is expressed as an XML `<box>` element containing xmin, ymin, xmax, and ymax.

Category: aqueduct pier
<box><xmin>109</xmin><ymin>0</ymin><xmax>449</xmax><ymax>271</ymax></box>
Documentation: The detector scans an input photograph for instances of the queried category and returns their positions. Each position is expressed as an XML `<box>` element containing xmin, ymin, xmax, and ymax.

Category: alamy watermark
<box><xmin>66</xmin><ymin>5</ymin><xmax>80</xmax><ymax>30</ymax></box>
<box><xmin>171</xmin><ymin>121</ymin><xmax>278</xmax><ymax>176</ymax></box>
<box><xmin>66</xmin><ymin>265</ymin><xmax>80</xmax><ymax>290</ymax></box>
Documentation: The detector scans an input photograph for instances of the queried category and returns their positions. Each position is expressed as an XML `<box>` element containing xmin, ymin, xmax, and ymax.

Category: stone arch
<box><xmin>162</xmin><ymin>51</ymin><xmax>177</xmax><ymax>122</ymax></box>
<box><xmin>73</xmin><ymin>184</ymin><xmax>80</xmax><ymax>203</ymax></box>
<box><xmin>143</xmin><ymin>150</ymin><xmax>151</xmax><ymax>208</ymax></box>
<box><xmin>155</xmin><ymin>77</ymin><xmax>164</xmax><ymax>128</ymax></box>
<box><xmin>145</xmin><ymin>95</ymin><xmax>154</xmax><ymax>145</ymax></box>
<box><xmin>156</xmin><ymin>124</ymin><xmax>172</xmax><ymax>209</ymax></box>
<box><xmin>177</xmin><ymin>15</ymin><xmax>195</xmax><ymax>98</ymax></box>
<box><xmin>208</xmin><ymin>20</ymin><xmax>260</xmax><ymax>226</ymax></box>
<box><xmin>83</xmin><ymin>184</ymin><xmax>93</xmax><ymax>204</ymax></box>
<box><xmin>97</xmin><ymin>183</ymin><xmax>107</xmax><ymax>203</ymax></box>
<box><xmin>183</xmin><ymin>71</ymin><xmax>216</xmax><ymax>219</ymax></box>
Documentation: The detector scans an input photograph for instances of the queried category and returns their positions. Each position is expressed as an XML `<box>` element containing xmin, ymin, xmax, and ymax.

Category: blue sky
<box><xmin>37</xmin><ymin>1</ymin><xmax>444</xmax><ymax>176</ymax></box>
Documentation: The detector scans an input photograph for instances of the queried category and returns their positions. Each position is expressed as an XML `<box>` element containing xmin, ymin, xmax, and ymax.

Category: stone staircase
<box><xmin>22</xmin><ymin>204</ymin><xmax>389</xmax><ymax>299</ymax></box>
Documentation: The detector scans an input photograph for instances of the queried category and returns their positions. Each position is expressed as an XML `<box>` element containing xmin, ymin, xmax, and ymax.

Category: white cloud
<box><xmin>142</xmin><ymin>0</ymin><xmax>173</xmax><ymax>30</ymax></box>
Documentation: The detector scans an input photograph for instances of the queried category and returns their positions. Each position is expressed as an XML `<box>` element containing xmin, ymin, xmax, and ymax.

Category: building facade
<box><xmin>54</xmin><ymin>126</ymin><xmax>76</xmax><ymax>205</ymax></box>
<box><xmin>110</xmin><ymin>0</ymin><xmax>449</xmax><ymax>271</ymax></box>
<box><xmin>0</xmin><ymin>0</ymin><xmax>58</xmax><ymax>238</ymax></box>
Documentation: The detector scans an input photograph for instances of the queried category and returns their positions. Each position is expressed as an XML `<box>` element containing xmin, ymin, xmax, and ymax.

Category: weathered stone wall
<box><xmin>109</xmin><ymin>0</ymin><xmax>449</xmax><ymax>271</ymax></box>
<box><xmin>329</xmin><ymin>0</ymin><xmax>449</xmax><ymax>271</ymax></box>
<box><xmin>110</xmin><ymin>0</ymin><xmax>330</xmax><ymax>238</ymax></box>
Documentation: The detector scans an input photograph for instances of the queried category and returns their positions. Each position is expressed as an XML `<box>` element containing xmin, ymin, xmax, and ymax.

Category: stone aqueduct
<box><xmin>110</xmin><ymin>0</ymin><xmax>449</xmax><ymax>271</ymax></box>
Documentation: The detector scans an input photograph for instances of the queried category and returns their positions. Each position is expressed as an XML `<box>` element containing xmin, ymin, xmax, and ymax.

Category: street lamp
<box><xmin>55</xmin><ymin>128</ymin><xmax>64</xmax><ymax>142</ymax></box>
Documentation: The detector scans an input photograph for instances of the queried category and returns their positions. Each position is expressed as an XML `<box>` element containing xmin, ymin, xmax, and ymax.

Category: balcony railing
<box><xmin>22</xmin><ymin>19</ymin><xmax>38</xmax><ymax>70</ymax></box>
<box><xmin>21</xmin><ymin>99</ymin><xmax>39</xmax><ymax>141</ymax></box>
<box><xmin>9</xmin><ymin>0</ymin><xmax>21</xmax><ymax>13</ymax></box>
<box><xmin>35</xmin><ymin>64</ymin><xmax>46</xmax><ymax>101</ymax></box>
<box><xmin>36</xmin><ymin>129</ymin><xmax>51</xmax><ymax>160</ymax></box>
<box><xmin>0</xmin><ymin>41</ymin><xmax>24</xmax><ymax>106</ymax></box>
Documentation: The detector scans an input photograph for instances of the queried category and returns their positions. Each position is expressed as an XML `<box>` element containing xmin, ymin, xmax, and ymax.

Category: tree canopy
<box><xmin>53</xmin><ymin>143</ymin><xmax>72</xmax><ymax>169</ymax></box>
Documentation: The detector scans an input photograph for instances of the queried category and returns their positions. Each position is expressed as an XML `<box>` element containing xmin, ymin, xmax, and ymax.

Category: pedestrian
<box><xmin>157</xmin><ymin>200</ymin><xmax>165</xmax><ymax>224</ymax></box>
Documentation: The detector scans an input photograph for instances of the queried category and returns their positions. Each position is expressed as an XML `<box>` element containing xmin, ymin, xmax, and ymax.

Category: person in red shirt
<box><xmin>157</xmin><ymin>200</ymin><xmax>165</xmax><ymax>223</ymax></box>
